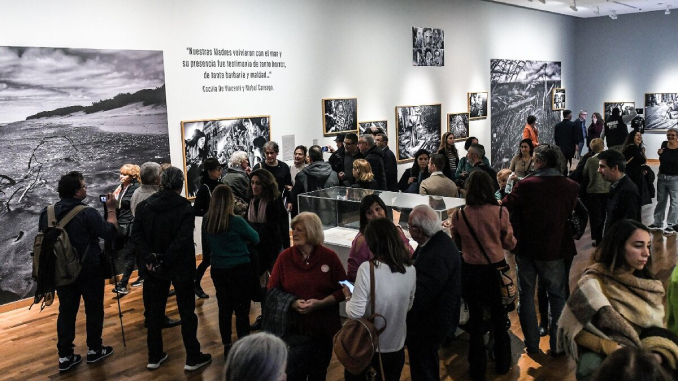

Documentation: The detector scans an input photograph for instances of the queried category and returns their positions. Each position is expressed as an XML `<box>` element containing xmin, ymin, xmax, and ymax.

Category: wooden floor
<box><xmin>2</xmin><ymin>164</ymin><xmax>676</xmax><ymax>381</ymax></box>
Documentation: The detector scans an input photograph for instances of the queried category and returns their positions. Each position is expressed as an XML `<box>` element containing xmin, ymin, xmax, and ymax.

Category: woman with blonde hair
<box><xmin>351</xmin><ymin>159</ymin><xmax>377</xmax><ymax>189</ymax></box>
<box><xmin>204</xmin><ymin>184</ymin><xmax>259</xmax><ymax>357</ymax></box>
<box><xmin>267</xmin><ymin>212</ymin><xmax>347</xmax><ymax>380</ymax></box>
<box><xmin>112</xmin><ymin>163</ymin><xmax>141</xmax><ymax>294</ymax></box>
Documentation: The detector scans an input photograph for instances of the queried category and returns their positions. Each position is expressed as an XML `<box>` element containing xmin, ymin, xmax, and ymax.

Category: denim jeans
<box><xmin>653</xmin><ymin>175</ymin><xmax>678</xmax><ymax>227</ymax></box>
<box><xmin>515</xmin><ymin>256</ymin><xmax>567</xmax><ymax>352</ymax></box>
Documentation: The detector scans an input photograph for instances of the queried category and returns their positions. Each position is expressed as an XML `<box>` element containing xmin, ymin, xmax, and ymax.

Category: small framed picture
<box><xmin>468</xmin><ymin>92</ymin><xmax>488</xmax><ymax>120</ymax></box>
<box><xmin>359</xmin><ymin>120</ymin><xmax>387</xmax><ymax>136</ymax></box>
<box><xmin>552</xmin><ymin>88</ymin><xmax>566</xmax><ymax>110</ymax></box>
<box><xmin>603</xmin><ymin>101</ymin><xmax>635</xmax><ymax>122</ymax></box>
<box><xmin>395</xmin><ymin>104</ymin><xmax>442</xmax><ymax>163</ymax></box>
<box><xmin>644</xmin><ymin>93</ymin><xmax>678</xmax><ymax>132</ymax></box>
<box><xmin>322</xmin><ymin>98</ymin><xmax>358</xmax><ymax>136</ymax></box>
<box><xmin>412</xmin><ymin>26</ymin><xmax>444</xmax><ymax>67</ymax></box>
<box><xmin>447</xmin><ymin>113</ymin><xmax>470</xmax><ymax>141</ymax></box>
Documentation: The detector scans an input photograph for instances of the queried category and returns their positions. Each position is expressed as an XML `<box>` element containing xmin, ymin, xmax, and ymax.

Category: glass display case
<box><xmin>298</xmin><ymin>186</ymin><xmax>465</xmax><ymax>232</ymax></box>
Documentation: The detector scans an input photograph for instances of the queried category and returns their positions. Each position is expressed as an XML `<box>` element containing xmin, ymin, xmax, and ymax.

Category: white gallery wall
<box><xmin>0</xmin><ymin>0</ymin><xmax>577</xmax><ymax>176</ymax></box>
<box><xmin>571</xmin><ymin>10</ymin><xmax>678</xmax><ymax>158</ymax></box>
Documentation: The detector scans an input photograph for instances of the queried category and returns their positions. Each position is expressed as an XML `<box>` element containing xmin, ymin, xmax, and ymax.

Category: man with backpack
<box><xmin>37</xmin><ymin>171</ymin><xmax>119</xmax><ymax>372</ymax></box>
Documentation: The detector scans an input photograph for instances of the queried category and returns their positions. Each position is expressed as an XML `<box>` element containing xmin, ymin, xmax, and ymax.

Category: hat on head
<box><xmin>202</xmin><ymin>158</ymin><xmax>222</xmax><ymax>173</ymax></box>
<box><xmin>335</xmin><ymin>133</ymin><xmax>345</xmax><ymax>142</ymax></box>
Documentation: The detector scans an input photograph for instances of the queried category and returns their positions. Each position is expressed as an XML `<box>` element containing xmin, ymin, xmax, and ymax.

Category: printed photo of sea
<box><xmin>0</xmin><ymin>47</ymin><xmax>170</xmax><ymax>306</ymax></box>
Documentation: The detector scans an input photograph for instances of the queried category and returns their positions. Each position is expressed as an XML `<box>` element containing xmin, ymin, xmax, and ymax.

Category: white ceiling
<box><xmin>487</xmin><ymin>0</ymin><xmax>677</xmax><ymax>18</ymax></box>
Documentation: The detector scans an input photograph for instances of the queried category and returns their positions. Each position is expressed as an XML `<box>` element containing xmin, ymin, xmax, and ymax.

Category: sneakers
<box><xmin>194</xmin><ymin>285</ymin><xmax>209</xmax><ymax>299</ymax></box>
<box><xmin>184</xmin><ymin>353</ymin><xmax>212</xmax><ymax>371</ymax></box>
<box><xmin>87</xmin><ymin>345</ymin><xmax>113</xmax><ymax>363</ymax></box>
<box><xmin>112</xmin><ymin>285</ymin><xmax>129</xmax><ymax>295</ymax></box>
<box><xmin>147</xmin><ymin>352</ymin><xmax>168</xmax><ymax>370</ymax></box>
<box><xmin>58</xmin><ymin>354</ymin><xmax>82</xmax><ymax>372</ymax></box>
<box><xmin>664</xmin><ymin>227</ymin><xmax>676</xmax><ymax>235</ymax></box>
<box><xmin>648</xmin><ymin>223</ymin><xmax>662</xmax><ymax>230</ymax></box>
<box><xmin>131</xmin><ymin>277</ymin><xmax>145</xmax><ymax>287</ymax></box>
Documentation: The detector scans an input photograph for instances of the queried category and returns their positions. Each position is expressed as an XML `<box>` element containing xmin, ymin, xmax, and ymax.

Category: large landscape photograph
<box><xmin>490</xmin><ymin>59</ymin><xmax>561</xmax><ymax>170</ymax></box>
<box><xmin>0</xmin><ymin>47</ymin><xmax>169</xmax><ymax>306</ymax></box>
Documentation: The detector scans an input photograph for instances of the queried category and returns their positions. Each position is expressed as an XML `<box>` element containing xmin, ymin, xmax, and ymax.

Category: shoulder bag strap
<box><xmin>47</xmin><ymin>205</ymin><xmax>57</xmax><ymax>227</ymax></box>
<box><xmin>56</xmin><ymin>205</ymin><xmax>88</xmax><ymax>229</ymax></box>
<box><xmin>369</xmin><ymin>261</ymin><xmax>386</xmax><ymax>381</ymax></box>
<box><xmin>461</xmin><ymin>207</ymin><xmax>492</xmax><ymax>265</ymax></box>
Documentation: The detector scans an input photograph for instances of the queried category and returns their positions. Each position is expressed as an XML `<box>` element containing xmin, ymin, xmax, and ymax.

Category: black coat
<box><xmin>554</xmin><ymin>119</ymin><xmax>578</xmax><ymax>159</ymax></box>
<box><xmin>363</xmin><ymin>145</ymin><xmax>387</xmax><ymax>190</ymax></box>
<box><xmin>604</xmin><ymin>175</ymin><xmax>641</xmax><ymax>235</ymax></box>
<box><xmin>328</xmin><ymin>146</ymin><xmax>345</xmax><ymax>174</ymax></box>
<box><xmin>132</xmin><ymin>190</ymin><xmax>196</xmax><ymax>281</ymax></box>
<box><xmin>192</xmin><ymin>176</ymin><xmax>222</xmax><ymax>217</ymax></box>
<box><xmin>407</xmin><ymin>231</ymin><xmax>461</xmax><ymax>345</ymax></box>
<box><xmin>116</xmin><ymin>179</ymin><xmax>140</xmax><ymax>226</ymax></box>
<box><xmin>382</xmin><ymin>146</ymin><xmax>399</xmax><ymax>192</ymax></box>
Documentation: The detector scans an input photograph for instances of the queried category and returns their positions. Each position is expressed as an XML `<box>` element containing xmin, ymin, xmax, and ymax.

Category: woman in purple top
<box><xmin>346</xmin><ymin>194</ymin><xmax>414</xmax><ymax>282</ymax></box>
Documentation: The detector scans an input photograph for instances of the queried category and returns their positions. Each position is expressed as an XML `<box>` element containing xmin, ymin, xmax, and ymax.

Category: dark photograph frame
<box><xmin>468</xmin><ymin>92</ymin><xmax>488</xmax><ymax>120</ymax></box>
<box><xmin>447</xmin><ymin>112</ymin><xmax>470</xmax><ymax>142</ymax></box>
<box><xmin>322</xmin><ymin>98</ymin><xmax>358</xmax><ymax>136</ymax></box>
<box><xmin>359</xmin><ymin>120</ymin><xmax>387</xmax><ymax>136</ymax></box>
<box><xmin>552</xmin><ymin>88</ymin><xmax>566</xmax><ymax>110</ymax></box>
<box><xmin>181</xmin><ymin>116</ymin><xmax>271</xmax><ymax>199</ymax></box>
<box><xmin>412</xmin><ymin>26</ymin><xmax>444</xmax><ymax>67</ymax></box>
<box><xmin>395</xmin><ymin>104</ymin><xmax>442</xmax><ymax>163</ymax></box>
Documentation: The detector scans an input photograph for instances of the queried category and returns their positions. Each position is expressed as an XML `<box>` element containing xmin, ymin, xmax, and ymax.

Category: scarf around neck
<box><xmin>247</xmin><ymin>197</ymin><xmax>268</xmax><ymax>223</ymax></box>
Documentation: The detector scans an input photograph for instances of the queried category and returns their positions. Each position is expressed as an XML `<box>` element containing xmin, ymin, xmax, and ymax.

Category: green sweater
<box><xmin>203</xmin><ymin>215</ymin><xmax>259</xmax><ymax>269</ymax></box>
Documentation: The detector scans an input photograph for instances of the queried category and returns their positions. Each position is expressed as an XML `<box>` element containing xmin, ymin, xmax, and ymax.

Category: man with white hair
<box><xmin>406</xmin><ymin>205</ymin><xmax>461</xmax><ymax>381</ymax></box>
<box><xmin>222</xmin><ymin>151</ymin><xmax>250</xmax><ymax>203</ymax></box>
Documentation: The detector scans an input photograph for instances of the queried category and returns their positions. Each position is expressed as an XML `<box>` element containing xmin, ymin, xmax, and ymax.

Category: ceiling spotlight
<box><xmin>539</xmin><ymin>0</ymin><xmax>545</xmax><ymax>4</ymax></box>
<box><xmin>666</xmin><ymin>6</ymin><xmax>671</xmax><ymax>14</ymax></box>
<box><xmin>570</xmin><ymin>0</ymin><xmax>578</xmax><ymax>11</ymax></box>
<box><xmin>594</xmin><ymin>6</ymin><xmax>600</xmax><ymax>15</ymax></box>
<box><xmin>609</xmin><ymin>10</ymin><xmax>618</xmax><ymax>19</ymax></box>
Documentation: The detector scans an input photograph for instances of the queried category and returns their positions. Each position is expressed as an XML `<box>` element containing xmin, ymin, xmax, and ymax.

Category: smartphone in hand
<box><xmin>338</xmin><ymin>280</ymin><xmax>354</xmax><ymax>293</ymax></box>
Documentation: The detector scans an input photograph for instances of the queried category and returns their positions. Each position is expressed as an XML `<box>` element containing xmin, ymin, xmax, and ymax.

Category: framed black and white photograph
<box><xmin>322</xmin><ymin>98</ymin><xmax>357</xmax><ymax>136</ymax></box>
<box><xmin>395</xmin><ymin>104</ymin><xmax>442</xmax><ymax>163</ymax></box>
<box><xmin>412</xmin><ymin>27</ymin><xmax>444</xmax><ymax>67</ymax></box>
<box><xmin>181</xmin><ymin>116</ymin><xmax>270</xmax><ymax>199</ymax></box>
<box><xmin>490</xmin><ymin>59</ymin><xmax>562</xmax><ymax>170</ymax></box>
<box><xmin>359</xmin><ymin>120</ymin><xmax>387</xmax><ymax>136</ymax></box>
<box><xmin>552</xmin><ymin>88</ymin><xmax>566</xmax><ymax>110</ymax></box>
<box><xmin>604</xmin><ymin>101</ymin><xmax>636</xmax><ymax>124</ymax></box>
<box><xmin>447</xmin><ymin>113</ymin><xmax>470</xmax><ymax>142</ymax></box>
<box><xmin>645</xmin><ymin>93</ymin><xmax>678</xmax><ymax>132</ymax></box>
<box><xmin>0</xmin><ymin>46</ymin><xmax>169</xmax><ymax>306</ymax></box>
<box><xmin>468</xmin><ymin>92</ymin><xmax>488</xmax><ymax>120</ymax></box>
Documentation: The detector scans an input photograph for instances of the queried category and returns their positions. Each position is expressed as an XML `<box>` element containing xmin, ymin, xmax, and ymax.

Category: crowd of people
<box><xmin>35</xmin><ymin>107</ymin><xmax>678</xmax><ymax>381</ymax></box>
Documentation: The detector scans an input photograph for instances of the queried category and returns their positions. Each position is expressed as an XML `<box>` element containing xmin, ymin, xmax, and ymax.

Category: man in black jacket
<box><xmin>328</xmin><ymin>133</ymin><xmax>345</xmax><ymax>174</ymax></box>
<box><xmin>406</xmin><ymin>205</ymin><xmax>461</xmax><ymax>381</ymax></box>
<box><xmin>288</xmin><ymin>145</ymin><xmax>339</xmax><ymax>216</ymax></box>
<box><xmin>39</xmin><ymin>171</ymin><xmax>119</xmax><ymax>372</ymax></box>
<box><xmin>598</xmin><ymin>149</ymin><xmax>641</xmax><ymax>236</ymax></box>
<box><xmin>375</xmin><ymin>132</ymin><xmax>399</xmax><ymax>191</ymax></box>
<box><xmin>133</xmin><ymin>166</ymin><xmax>211</xmax><ymax>371</ymax></box>
<box><xmin>554</xmin><ymin>110</ymin><xmax>579</xmax><ymax>170</ymax></box>
<box><xmin>358</xmin><ymin>134</ymin><xmax>387</xmax><ymax>190</ymax></box>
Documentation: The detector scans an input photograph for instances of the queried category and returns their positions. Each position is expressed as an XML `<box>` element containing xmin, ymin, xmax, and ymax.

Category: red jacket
<box><xmin>502</xmin><ymin>169</ymin><xmax>579</xmax><ymax>261</ymax></box>
<box><xmin>268</xmin><ymin>245</ymin><xmax>346</xmax><ymax>338</ymax></box>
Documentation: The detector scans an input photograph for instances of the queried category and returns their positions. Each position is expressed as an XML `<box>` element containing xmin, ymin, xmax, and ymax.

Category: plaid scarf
<box><xmin>557</xmin><ymin>263</ymin><xmax>665</xmax><ymax>358</ymax></box>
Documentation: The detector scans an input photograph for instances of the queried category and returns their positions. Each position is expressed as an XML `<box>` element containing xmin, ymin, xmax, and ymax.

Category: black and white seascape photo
<box><xmin>447</xmin><ymin>113</ymin><xmax>470</xmax><ymax>141</ymax></box>
<box><xmin>552</xmin><ymin>88</ymin><xmax>566</xmax><ymax>110</ymax></box>
<box><xmin>468</xmin><ymin>92</ymin><xmax>488</xmax><ymax>120</ymax></box>
<box><xmin>412</xmin><ymin>27</ymin><xmax>444</xmax><ymax>67</ymax></box>
<box><xmin>0</xmin><ymin>46</ymin><xmax>169</xmax><ymax>305</ymax></box>
<box><xmin>322</xmin><ymin>98</ymin><xmax>357</xmax><ymax>136</ymax></box>
<box><xmin>645</xmin><ymin>93</ymin><xmax>678</xmax><ymax>132</ymax></box>
<box><xmin>604</xmin><ymin>102</ymin><xmax>637</xmax><ymax>127</ymax></box>
<box><xmin>359</xmin><ymin>120</ymin><xmax>387</xmax><ymax>136</ymax></box>
<box><xmin>182</xmin><ymin>116</ymin><xmax>271</xmax><ymax>199</ymax></box>
<box><xmin>396</xmin><ymin>104</ymin><xmax>442</xmax><ymax>162</ymax></box>
<box><xmin>490</xmin><ymin>59</ymin><xmax>562</xmax><ymax>170</ymax></box>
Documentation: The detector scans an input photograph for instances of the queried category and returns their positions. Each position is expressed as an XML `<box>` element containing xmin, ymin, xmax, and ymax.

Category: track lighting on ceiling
<box><xmin>539</xmin><ymin>0</ymin><xmax>545</xmax><ymax>4</ymax></box>
<box><xmin>666</xmin><ymin>6</ymin><xmax>671</xmax><ymax>14</ymax></box>
<box><xmin>609</xmin><ymin>10</ymin><xmax>618</xmax><ymax>19</ymax></box>
<box><xmin>570</xmin><ymin>0</ymin><xmax>578</xmax><ymax>11</ymax></box>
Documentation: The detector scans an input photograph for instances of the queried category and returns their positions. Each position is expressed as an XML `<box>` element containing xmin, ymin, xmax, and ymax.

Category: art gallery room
<box><xmin>1</xmin><ymin>0</ymin><xmax>677</xmax><ymax>380</ymax></box>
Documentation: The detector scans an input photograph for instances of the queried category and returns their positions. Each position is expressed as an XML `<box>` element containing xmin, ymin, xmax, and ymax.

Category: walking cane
<box><xmin>102</xmin><ymin>203</ymin><xmax>126</xmax><ymax>348</ymax></box>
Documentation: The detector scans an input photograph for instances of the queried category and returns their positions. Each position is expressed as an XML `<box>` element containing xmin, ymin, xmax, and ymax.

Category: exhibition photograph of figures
<box><xmin>0</xmin><ymin>46</ymin><xmax>169</xmax><ymax>305</ymax></box>
<box><xmin>552</xmin><ymin>88</ymin><xmax>566</xmax><ymax>110</ymax></box>
<box><xmin>645</xmin><ymin>93</ymin><xmax>678</xmax><ymax>131</ymax></box>
<box><xmin>412</xmin><ymin>26</ymin><xmax>444</xmax><ymax>66</ymax></box>
<box><xmin>322</xmin><ymin>98</ymin><xmax>357</xmax><ymax>135</ymax></box>
<box><xmin>181</xmin><ymin>116</ymin><xmax>270</xmax><ymax>198</ymax></box>
<box><xmin>468</xmin><ymin>92</ymin><xmax>488</xmax><ymax>119</ymax></box>
<box><xmin>490</xmin><ymin>59</ymin><xmax>561</xmax><ymax>168</ymax></box>
<box><xmin>447</xmin><ymin>112</ymin><xmax>470</xmax><ymax>141</ymax></box>
<box><xmin>604</xmin><ymin>101</ymin><xmax>636</xmax><ymax>122</ymax></box>
<box><xmin>359</xmin><ymin>120</ymin><xmax>387</xmax><ymax>135</ymax></box>
<box><xmin>396</xmin><ymin>104</ymin><xmax>441</xmax><ymax>162</ymax></box>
